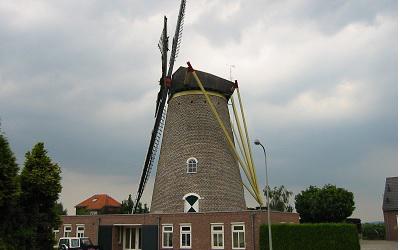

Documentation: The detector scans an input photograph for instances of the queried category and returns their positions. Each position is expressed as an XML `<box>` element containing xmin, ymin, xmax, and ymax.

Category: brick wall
<box><xmin>60</xmin><ymin>210</ymin><xmax>299</xmax><ymax>250</ymax></box>
<box><xmin>384</xmin><ymin>210</ymin><xmax>398</xmax><ymax>241</ymax></box>
<box><xmin>59</xmin><ymin>215</ymin><xmax>101</xmax><ymax>244</ymax></box>
<box><xmin>151</xmin><ymin>92</ymin><xmax>246</xmax><ymax>214</ymax></box>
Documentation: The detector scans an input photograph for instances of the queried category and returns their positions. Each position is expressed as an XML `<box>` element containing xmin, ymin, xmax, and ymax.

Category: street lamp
<box><xmin>254</xmin><ymin>139</ymin><xmax>273</xmax><ymax>250</ymax></box>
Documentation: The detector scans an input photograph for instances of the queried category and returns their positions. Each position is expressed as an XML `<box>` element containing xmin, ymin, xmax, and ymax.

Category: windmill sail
<box><xmin>133</xmin><ymin>0</ymin><xmax>187</xmax><ymax>213</ymax></box>
<box><xmin>167</xmin><ymin>0</ymin><xmax>186</xmax><ymax>78</ymax></box>
<box><xmin>155</xmin><ymin>16</ymin><xmax>168</xmax><ymax>117</ymax></box>
<box><xmin>133</xmin><ymin>19</ymin><xmax>168</xmax><ymax>213</ymax></box>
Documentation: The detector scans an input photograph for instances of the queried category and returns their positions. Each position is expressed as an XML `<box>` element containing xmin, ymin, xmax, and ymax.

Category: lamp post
<box><xmin>254</xmin><ymin>139</ymin><xmax>273</xmax><ymax>250</ymax></box>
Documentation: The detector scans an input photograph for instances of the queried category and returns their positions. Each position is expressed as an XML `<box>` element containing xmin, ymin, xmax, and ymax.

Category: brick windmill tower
<box><xmin>150</xmin><ymin>67</ymin><xmax>246</xmax><ymax>213</ymax></box>
<box><xmin>133</xmin><ymin>0</ymin><xmax>261</xmax><ymax>214</ymax></box>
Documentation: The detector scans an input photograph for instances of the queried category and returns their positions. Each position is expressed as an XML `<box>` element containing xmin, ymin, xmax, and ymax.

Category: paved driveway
<box><xmin>360</xmin><ymin>240</ymin><xmax>398</xmax><ymax>250</ymax></box>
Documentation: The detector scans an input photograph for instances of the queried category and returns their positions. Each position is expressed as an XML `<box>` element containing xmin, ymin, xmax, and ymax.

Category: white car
<box><xmin>58</xmin><ymin>237</ymin><xmax>98</xmax><ymax>250</ymax></box>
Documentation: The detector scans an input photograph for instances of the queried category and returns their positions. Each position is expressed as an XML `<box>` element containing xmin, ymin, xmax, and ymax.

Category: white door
<box><xmin>123</xmin><ymin>227</ymin><xmax>142</xmax><ymax>250</ymax></box>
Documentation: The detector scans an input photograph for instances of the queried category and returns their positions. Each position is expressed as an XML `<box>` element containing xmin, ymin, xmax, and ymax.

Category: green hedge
<box><xmin>362</xmin><ymin>223</ymin><xmax>385</xmax><ymax>240</ymax></box>
<box><xmin>260</xmin><ymin>223</ymin><xmax>360</xmax><ymax>250</ymax></box>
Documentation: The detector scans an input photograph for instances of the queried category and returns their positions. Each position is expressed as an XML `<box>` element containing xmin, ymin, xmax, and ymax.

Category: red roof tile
<box><xmin>75</xmin><ymin>194</ymin><xmax>121</xmax><ymax>210</ymax></box>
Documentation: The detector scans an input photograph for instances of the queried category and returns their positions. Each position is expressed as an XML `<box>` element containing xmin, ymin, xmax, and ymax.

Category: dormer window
<box><xmin>187</xmin><ymin>158</ymin><xmax>198</xmax><ymax>173</ymax></box>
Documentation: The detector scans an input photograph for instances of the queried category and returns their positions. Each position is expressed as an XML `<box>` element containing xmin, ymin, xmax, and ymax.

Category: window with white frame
<box><xmin>64</xmin><ymin>225</ymin><xmax>72</xmax><ymax>237</ymax></box>
<box><xmin>186</xmin><ymin>158</ymin><xmax>198</xmax><ymax>173</ymax></box>
<box><xmin>180</xmin><ymin>224</ymin><xmax>191</xmax><ymax>248</ymax></box>
<box><xmin>76</xmin><ymin>224</ymin><xmax>85</xmax><ymax>238</ymax></box>
<box><xmin>232</xmin><ymin>223</ymin><xmax>245</xmax><ymax>249</ymax></box>
<box><xmin>162</xmin><ymin>225</ymin><xmax>173</xmax><ymax>248</ymax></box>
<box><xmin>211</xmin><ymin>224</ymin><xmax>224</xmax><ymax>249</ymax></box>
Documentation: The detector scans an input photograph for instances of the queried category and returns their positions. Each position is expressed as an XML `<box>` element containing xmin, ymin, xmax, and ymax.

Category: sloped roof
<box><xmin>383</xmin><ymin>177</ymin><xmax>398</xmax><ymax>212</ymax></box>
<box><xmin>170</xmin><ymin>66</ymin><xmax>235</xmax><ymax>100</ymax></box>
<box><xmin>75</xmin><ymin>194</ymin><xmax>121</xmax><ymax>210</ymax></box>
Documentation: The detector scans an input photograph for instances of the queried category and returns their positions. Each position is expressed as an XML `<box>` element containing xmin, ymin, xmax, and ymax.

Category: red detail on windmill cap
<box><xmin>164</xmin><ymin>77</ymin><xmax>172</xmax><ymax>87</ymax></box>
<box><xmin>187</xmin><ymin>62</ymin><xmax>194</xmax><ymax>72</ymax></box>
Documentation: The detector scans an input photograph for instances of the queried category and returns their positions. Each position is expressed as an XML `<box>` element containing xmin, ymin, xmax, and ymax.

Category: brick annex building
<box><xmin>60</xmin><ymin>210</ymin><xmax>298</xmax><ymax>250</ymax></box>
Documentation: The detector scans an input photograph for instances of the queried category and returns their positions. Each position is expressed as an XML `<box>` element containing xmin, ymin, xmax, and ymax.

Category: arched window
<box><xmin>186</xmin><ymin>158</ymin><xmax>198</xmax><ymax>173</ymax></box>
<box><xmin>183</xmin><ymin>193</ymin><xmax>200</xmax><ymax>213</ymax></box>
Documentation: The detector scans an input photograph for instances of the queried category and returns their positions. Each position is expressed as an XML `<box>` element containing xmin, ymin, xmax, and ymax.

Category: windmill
<box><xmin>148</xmin><ymin>60</ymin><xmax>264</xmax><ymax>213</ymax></box>
<box><xmin>133</xmin><ymin>0</ymin><xmax>187</xmax><ymax>213</ymax></box>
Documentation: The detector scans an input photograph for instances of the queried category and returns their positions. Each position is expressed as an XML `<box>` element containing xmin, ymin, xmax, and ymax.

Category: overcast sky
<box><xmin>0</xmin><ymin>0</ymin><xmax>397</xmax><ymax>222</ymax></box>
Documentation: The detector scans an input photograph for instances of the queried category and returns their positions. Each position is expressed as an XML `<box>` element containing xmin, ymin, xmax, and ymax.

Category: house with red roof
<box><xmin>75</xmin><ymin>194</ymin><xmax>121</xmax><ymax>215</ymax></box>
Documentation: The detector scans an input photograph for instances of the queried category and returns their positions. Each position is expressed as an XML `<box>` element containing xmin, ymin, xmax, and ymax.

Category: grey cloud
<box><xmin>0</xmin><ymin>0</ymin><xmax>396</xmax><ymax>221</ymax></box>
<box><xmin>190</xmin><ymin>0</ymin><xmax>397</xmax><ymax>47</ymax></box>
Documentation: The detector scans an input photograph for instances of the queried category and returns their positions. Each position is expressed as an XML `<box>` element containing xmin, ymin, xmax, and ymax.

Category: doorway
<box><xmin>123</xmin><ymin>227</ymin><xmax>141</xmax><ymax>250</ymax></box>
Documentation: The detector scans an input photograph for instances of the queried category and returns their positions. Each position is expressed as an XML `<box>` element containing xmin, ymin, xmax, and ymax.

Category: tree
<box><xmin>264</xmin><ymin>185</ymin><xmax>294</xmax><ymax>212</ymax></box>
<box><xmin>295</xmin><ymin>184</ymin><xmax>355</xmax><ymax>223</ymax></box>
<box><xmin>0</xmin><ymin>129</ymin><xmax>20</xmax><ymax>248</ymax></box>
<box><xmin>20</xmin><ymin>142</ymin><xmax>62</xmax><ymax>249</ymax></box>
<box><xmin>120</xmin><ymin>194</ymin><xmax>149</xmax><ymax>214</ymax></box>
<box><xmin>55</xmin><ymin>202</ymin><xmax>67</xmax><ymax>216</ymax></box>
<box><xmin>143</xmin><ymin>203</ymin><xmax>149</xmax><ymax>213</ymax></box>
<box><xmin>120</xmin><ymin>194</ymin><xmax>134</xmax><ymax>214</ymax></box>
<box><xmin>76</xmin><ymin>207</ymin><xmax>90</xmax><ymax>215</ymax></box>
<box><xmin>133</xmin><ymin>202</ymin><xmax>150</xmax><ymax>214</ymax></box>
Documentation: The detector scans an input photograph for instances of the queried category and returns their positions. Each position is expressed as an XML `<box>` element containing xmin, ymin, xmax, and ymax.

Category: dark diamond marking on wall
<box><xmin>186</xmin><ymin>196</ymin><xmax>198</xmax><ymax>206</ymax></box>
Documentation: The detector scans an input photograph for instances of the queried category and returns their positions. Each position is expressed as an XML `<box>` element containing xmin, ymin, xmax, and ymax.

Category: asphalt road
<box><xmin>360</xmin><ymin>240</ymin><xmax>398</xmax><ymax>250</ymax></box>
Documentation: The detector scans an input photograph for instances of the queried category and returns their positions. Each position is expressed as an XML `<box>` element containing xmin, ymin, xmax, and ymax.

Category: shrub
<box><xmin>362</xmin><ymin>223</ymin><xmax>385</xmax><ymax>240</ymax></box>
<box><xmin>295</xmin><ymin>184</ymin><xmax>355</xmax><ymax>223</ymax></box>
<box><xmin>260</xmin><ymin>223</ymin><xmax>360</xmax><ymax>250</ymax></box>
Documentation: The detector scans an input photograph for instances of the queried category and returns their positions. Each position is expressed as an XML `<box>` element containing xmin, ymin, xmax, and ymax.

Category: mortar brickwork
<box><xmin>59</xmin><ymin>210</ymin><xmax>299</xmax><ymax>250</ymax></box>
<box><xmin>383</xmin><ymin>211</ymin><xmax>398</xmax><ymax>241</ymax></box>
<box><xmin>150</xmin><ymin>92</ymin><xmax>246</xmax><ymax>213</ymax></box>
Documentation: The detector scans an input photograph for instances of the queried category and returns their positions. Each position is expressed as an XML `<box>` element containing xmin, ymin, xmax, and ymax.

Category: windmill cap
<box><xmin>170</xmin><ymin>66</ymin><xmax>236</xmax><ymax>99</ymax></box>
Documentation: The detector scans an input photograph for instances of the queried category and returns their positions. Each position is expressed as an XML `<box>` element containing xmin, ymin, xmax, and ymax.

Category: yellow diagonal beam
<box><xmin>231</xmin><ymin>96</ymin><xmax>258</xmax><ymax>187</ymax></box>
<box><xmin>187</xmin><ymin>63</ymin><xmax>263</xmax><ymax>205</ymax></box>
<box><xmin>231</xmin><ymin>118</ymin><xmax>261</xmax><ymax>202</ymax></box>
<box><xmin>190</xmin><ymin>70</ymin><xmax>253</xmax><ymax>187</ymax></box>
<box><xmin>230</xmin><ymin>118</ymin><xmax>248</xmax><ymax>167</ymax></box>
<box><xmin>236</xmin><ymin>86</ymin><xmax>262</xmax><ymax>201</ymax></box>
